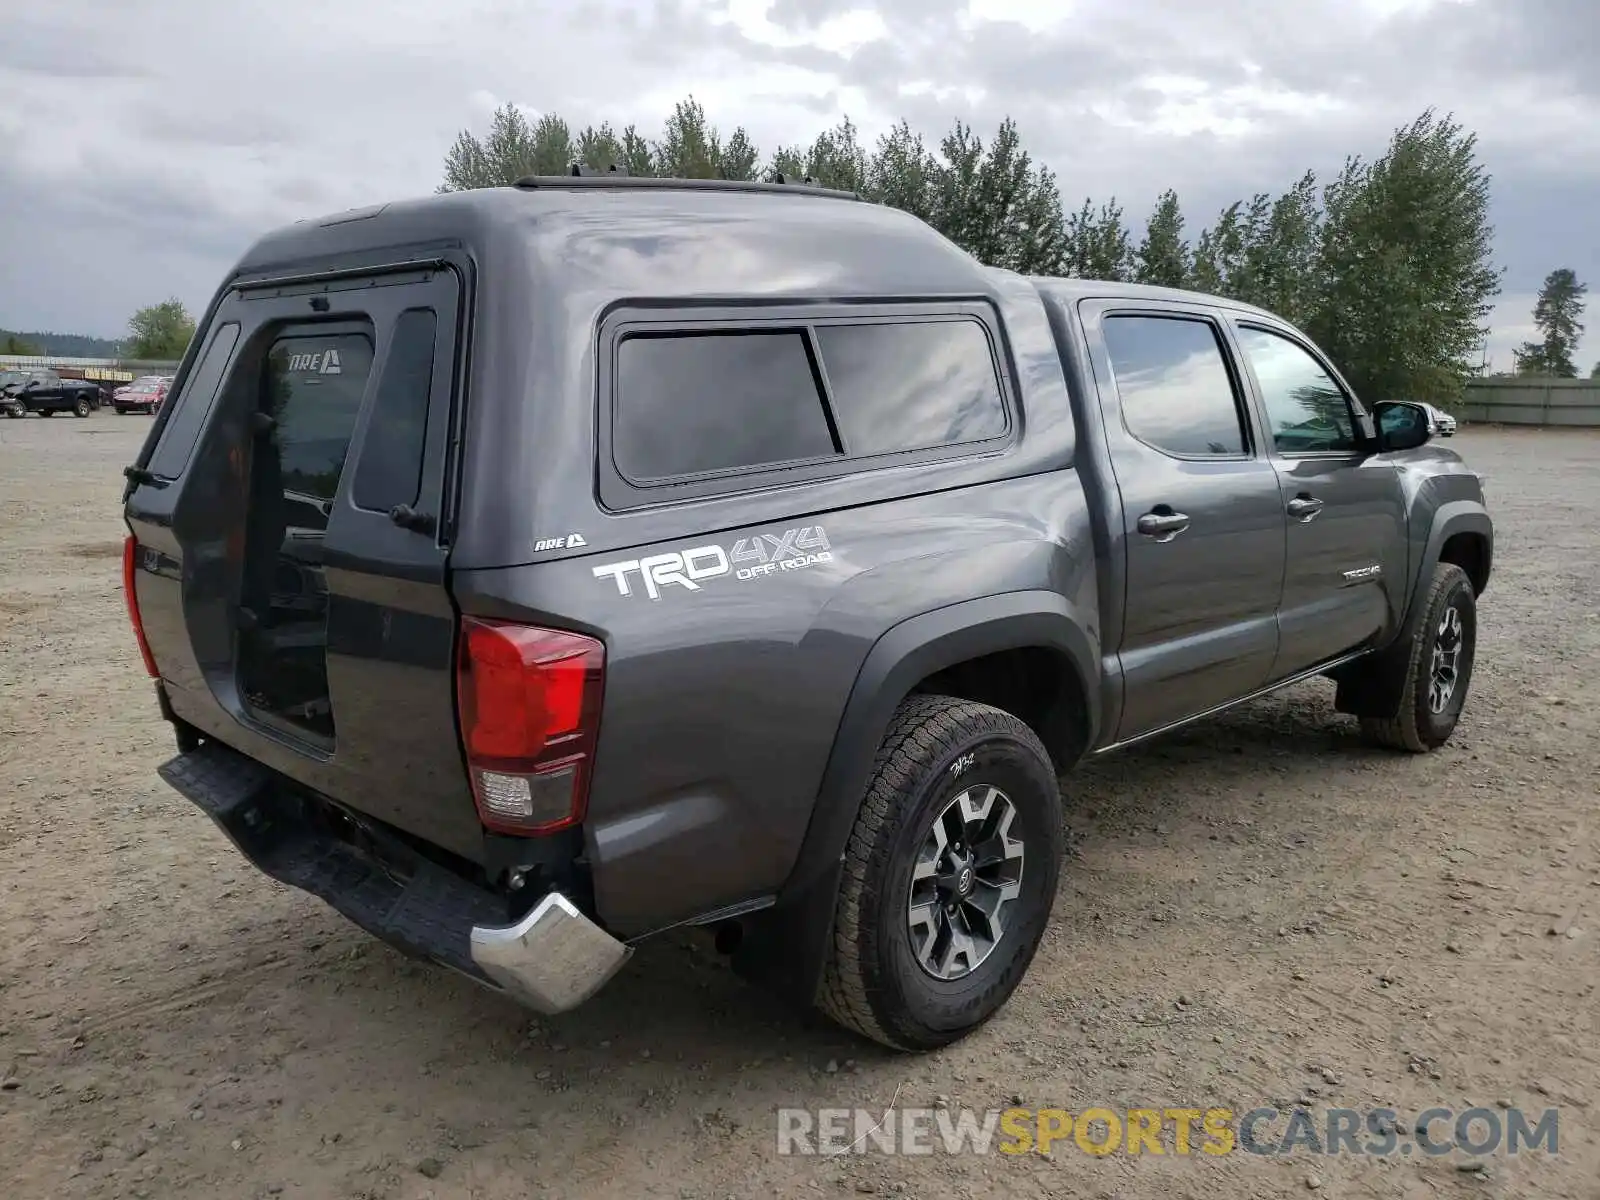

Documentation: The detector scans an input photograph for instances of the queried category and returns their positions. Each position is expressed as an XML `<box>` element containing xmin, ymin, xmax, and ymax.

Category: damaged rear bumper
<box><xmin>157</xmin><ymin>740</ymin><xmax>630</xmax><ymax>1014</ymax></box>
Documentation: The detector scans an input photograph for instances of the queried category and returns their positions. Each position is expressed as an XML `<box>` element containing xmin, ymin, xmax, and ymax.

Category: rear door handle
<box><xmin>1136</xmin><ymin>508</ymin><xmax>1190</xmax><ymax>540</ymax></box>
<box><xmin>1287</xmin><ymin>495</ymin><xmax>1324</xmax><ymax>522</ymax></box>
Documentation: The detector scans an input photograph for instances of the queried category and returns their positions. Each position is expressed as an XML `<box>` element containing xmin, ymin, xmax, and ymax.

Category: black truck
<box><xmin>2</xmin><ymin>368</ymin><xmax>102</xmax><ymax>417</ymax></box>
<box><xmin>121</xmin><ymin>176</ymin><xmax>1492</xmax><ymax>1051</ymax></box>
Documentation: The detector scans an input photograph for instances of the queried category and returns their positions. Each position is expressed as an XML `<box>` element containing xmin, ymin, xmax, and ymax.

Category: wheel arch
<box><xmin>1411</xmin><ymin>503</ymin><xmax>1492</xmax><ymax>625</ymax></box>
<box><xmin>732</xmin><ymin>589</ymin><xmax>1099</xmax><ymax>999</ymax></box>
<box><xmin>1335</xmin><ymin>504</ymin><xmax>1490</xmax><ymax>721</ymax></box>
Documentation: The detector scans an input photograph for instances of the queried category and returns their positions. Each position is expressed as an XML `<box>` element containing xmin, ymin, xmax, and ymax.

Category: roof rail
<box><xmin>514</xmin><ymin>168</ymin><xmax>863</xmax><ymax>202</ymax></box>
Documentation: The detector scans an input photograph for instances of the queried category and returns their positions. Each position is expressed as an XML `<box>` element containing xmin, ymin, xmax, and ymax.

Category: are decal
<box><xmin>285</xmin><ymin>349</ymin><xmax>343</xmax><ymax>375</ymax></box>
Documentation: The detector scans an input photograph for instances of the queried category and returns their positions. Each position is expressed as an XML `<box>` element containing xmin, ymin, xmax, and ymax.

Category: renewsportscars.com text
<box><xmin>776</xmin><ymin>1104</ymin><xmax>1560</xmax><ymax>1159</ymax></box>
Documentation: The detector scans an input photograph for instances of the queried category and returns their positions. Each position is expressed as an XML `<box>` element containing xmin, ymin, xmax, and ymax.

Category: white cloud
<box><xmin>0</xmin><ymin>0</ymin><xmax>1594</xmax><ymax>375</ymax></box>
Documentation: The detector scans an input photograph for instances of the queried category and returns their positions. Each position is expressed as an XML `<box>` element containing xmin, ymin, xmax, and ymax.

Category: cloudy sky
<box><xmin>2</xmin><ymin>0</ymin><xmax>1595</xmax><ymax>373</ymax></box>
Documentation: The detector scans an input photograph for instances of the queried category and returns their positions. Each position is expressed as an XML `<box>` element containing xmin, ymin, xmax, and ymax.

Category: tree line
<box><xmin>442</xmin><ymin>99</ymin><xmax>1503</xmax><ymax>407</ymax></box>
<box><xmin>1</xmin><ymin>303</ymin><xmax>195</xmax><ymax>362</ymax></box>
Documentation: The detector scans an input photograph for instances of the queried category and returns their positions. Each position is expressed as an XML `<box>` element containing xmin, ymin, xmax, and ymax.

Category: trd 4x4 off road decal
<box><xmin>593</xmin><ymin>525</ymin><xmax>832</xmax><ymax>600</ymax></box>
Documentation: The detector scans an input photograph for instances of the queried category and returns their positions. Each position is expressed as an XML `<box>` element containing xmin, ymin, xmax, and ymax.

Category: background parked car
<box><xmin>1422</xmin><ymin>402</ymin><xmax>1458</xmax><ymax>436</ymax></box>
<box><xmin>112</xmin><ymin>376</ymin><xmax>171</xmax><ymax>415</ymax></box>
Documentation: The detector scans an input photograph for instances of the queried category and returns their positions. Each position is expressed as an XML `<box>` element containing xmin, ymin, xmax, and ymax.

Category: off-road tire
<box><xmin>817</xmin><ymin>694</ymin><xmax>1063</xmax><ymax>1051</ymax></box>
<box><xmin>1359</xmin><ymin>562</ymin><xmax>1476</xmax><ymax>752</ymax></box>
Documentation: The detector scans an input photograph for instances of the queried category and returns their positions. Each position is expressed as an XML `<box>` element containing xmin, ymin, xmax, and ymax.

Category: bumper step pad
<box><xmin>158</xmin><ymin>742</ymin><xmax>502</xmax><ymax>982</ymax></box>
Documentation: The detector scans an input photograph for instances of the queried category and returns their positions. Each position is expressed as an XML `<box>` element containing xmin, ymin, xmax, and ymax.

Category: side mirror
<box><xmin>1372</xmin><ymin>401</ymin><xmax>1432</xmax><ymax>452</ymax></box>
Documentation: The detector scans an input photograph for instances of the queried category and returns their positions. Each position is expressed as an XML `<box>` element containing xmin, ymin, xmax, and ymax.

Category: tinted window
<box><xmin>615</xmin><ymin>330</ymin><xmax>837</xmax><ymax>480</ymax></box>
<box><xmin>352</xmin><ymin>309</ymin><xmax>436</xmax><ymax>512</ymax></box>
<box><xmin>147</xmin><ymin>322</ymin><xmax>241</xmax><ymax>478</ymax></box>
<box><xmin>1103</xmin><ymin>316</ymin><xmax>1246</xmax><ymax>457</ymax></box>
<box><xmin>816</xmin><ymin>321</ymin><xmax>1006</xmax><ymax>455</ymax></box>
<box><xmin>261</xmin><ymin>332</ymin><xmax>373</xmax><ymax>528</ymax></box>
<box><xmin>1236</xmin><ymin>326</ymin><xmax>1357</xmax><ymax>454</ymax></box>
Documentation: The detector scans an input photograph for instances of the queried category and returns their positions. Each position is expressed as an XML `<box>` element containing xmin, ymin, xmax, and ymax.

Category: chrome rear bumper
<box><xmin>470</xmin><ymin>892</ymin><xmax>632</xmax><ymax>1013</ymax></box>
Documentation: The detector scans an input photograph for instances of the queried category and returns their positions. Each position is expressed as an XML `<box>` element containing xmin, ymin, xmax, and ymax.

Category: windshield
<box><xmin>0</xmin><ymin>372</ymin><xmax>26</xmax><ymax>389</ymax></box>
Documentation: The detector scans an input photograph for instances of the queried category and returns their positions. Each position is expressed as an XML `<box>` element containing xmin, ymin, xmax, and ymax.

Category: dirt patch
<box><xmin>63</xmin><ymin>541</ymin><xmax>125</xmax><ymax>560</ymax></box>
<box><xmin>1</xmin><ymin>417</ymin><xmax>1597</xmax><ymax>1200</ymax></box>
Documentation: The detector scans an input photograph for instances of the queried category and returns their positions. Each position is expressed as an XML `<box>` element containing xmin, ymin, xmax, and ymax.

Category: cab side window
<box><xmin>1235</xmin><ymin>326</ymin><xmax>1359</xmax><ymax>455</ymax></box>
<box><xmin>1103</xmin><ymin>314</ymin><xmax>1249</xmax><ymax>458</ymax></box>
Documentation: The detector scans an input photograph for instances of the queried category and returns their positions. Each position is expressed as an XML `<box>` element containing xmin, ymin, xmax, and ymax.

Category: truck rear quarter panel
<box><xmin>454</xmin><ymin>476</ymin><xmax>1097</xmax><ymax>937</ymax></box>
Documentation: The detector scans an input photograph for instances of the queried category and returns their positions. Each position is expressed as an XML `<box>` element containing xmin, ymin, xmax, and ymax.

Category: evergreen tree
<box><xmin>1514</xmin><ymin>269</ymin><xmax>1587</xmax><ymax>377</ymax></box>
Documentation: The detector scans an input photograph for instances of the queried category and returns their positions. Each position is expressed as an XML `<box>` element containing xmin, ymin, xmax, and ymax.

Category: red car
<box><xmin>113</xmin><ymin>376</ymin><xmax>171</xmax><ymax>415</ymax></box>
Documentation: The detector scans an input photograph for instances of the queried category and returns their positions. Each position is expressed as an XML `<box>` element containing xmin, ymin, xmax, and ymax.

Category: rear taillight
<box><xmin>455</xmin><ymin>616</ymin><xmax>605</xmax><ymax>835</ymax></box>
<box><xmin>122</xmin><ymin>535</ymin><xmax>158</xmax><ymax>678</ymax></box>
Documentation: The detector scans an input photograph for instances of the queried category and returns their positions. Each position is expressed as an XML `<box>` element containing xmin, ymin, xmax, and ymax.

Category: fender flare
<box><xmin>732</xmin><ymin>589</ymin><xmax>1100</xmax><ymax>998</ymax></box>
<box><xmin>1335</xmin><ymin>503</ymin><xmax>1493</xmax><ymax>719</ymax></box>
<box><xmin>1404</xmin><ymin>502</ymin><xmax>1493</xmax><ymax>637</ymax></box>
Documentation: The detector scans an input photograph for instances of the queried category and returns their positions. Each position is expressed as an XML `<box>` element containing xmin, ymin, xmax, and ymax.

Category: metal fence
<box><xmin>0</xmin><ymin>354</ymin><xmax>182</xmax><ymax>373</ymax></box>
<box><xmin>1460</xmin><ymin>379</ymin><xmax>1600</xmax><ymax>427</ymax></box>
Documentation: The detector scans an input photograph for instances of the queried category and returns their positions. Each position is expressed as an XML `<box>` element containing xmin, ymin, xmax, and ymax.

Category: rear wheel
<box><xmin>817</xmin><ymin>694</ymin><xmax>1063</xmax><ymax>1051</ymax></box>
<box><xmin>1359</xmin><ymin>562</ymin><xmax>1477</xmax><ymax>752</ymax></box>
<box><xmin>74</xmin><ymin>397</ymin><xmax>91</xmax><ymax>417</ymax></box>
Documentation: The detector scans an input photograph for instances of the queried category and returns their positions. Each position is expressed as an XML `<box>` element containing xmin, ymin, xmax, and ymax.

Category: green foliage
<box><xmin>1063</xmin><ymin>198</ymin><xmax>1133</xmax><ymax>281</ymax></box>
<box><xmin>801</xmin><ymin>117</ymin><xmax>868</xmax><ymax>192</ymax></box>
<box><xmin>1191</xmin><ymin>200</ymin><xmax>1247</xmax><ymax>297</ymax></box>
<box><xmin>125</xmin><ymin>299</ymin><xmax>195</xmax><ymax>361</ymax></box>
<box><xmin>867</xmin><ymin>126</ymin><xmax>932</xmax><ymax>223</ymax></box>
<box><xmin>1302</xmin><ymin>111</ymin><xmax>1500</xmax><ymax>405</ymax></box>
<box><xmin>1135</xmin><ymin>191</ymin><xmax>1190</xmax><ymax>288</ymax></box>
<box><xmin>1245</xmin><ymin>173</ymin><xmax>1322</xmax><ymax>325</ymax></box>
<box><xmin>576</xmin><ymin>123</ymin><xmax>624</xmax><ymax>177</ymax></box>
<box><xmin>923</xmin><ymin>119</ymin><xmax>1066</xmax><ymax>275</ymax></box>
<box><xmin>719</xmin><ymin>128</ymin><xmax>761</xmax><ymax>182</ymax></box>
<box><xmin>1514</xmin><ymin>268</ymin><xmax>1586</xmax><ymax>377</ymax></box>
<box><xmin>439</xmin><ymin>100</ymin><xmax>1502</xmax><ymax>406</ymax></box>
<box><xmin>439</xmin><ymin>104</ymin><xmax>566</xmax><ymax>190</ymax></box>
<box><xmin>654</xmin><ymin>96</ymin><xmax>721</xmax><ymax>179</ymax></box>
<box><xmin>2</xmin><ymin>332</ymin><xmax>43</xmax><ymax>356</ymax></box>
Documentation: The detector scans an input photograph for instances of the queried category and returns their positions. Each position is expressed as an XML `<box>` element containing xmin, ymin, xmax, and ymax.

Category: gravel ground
<box><xmin>1</xmin><ymin>414</ymin><xmax>1596</xmax><ymax>1200</ymax></box>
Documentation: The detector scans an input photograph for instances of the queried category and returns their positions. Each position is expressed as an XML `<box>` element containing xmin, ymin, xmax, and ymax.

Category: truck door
<box><xmin>1080</xmin><ymin>301</ymin><xmax>1286</xmax><ymax>741</ymax></box>
<box><xmin>1227</xmin><ymin>321</ymin><xmax>1408</xmax><ymax>677</ymax></box>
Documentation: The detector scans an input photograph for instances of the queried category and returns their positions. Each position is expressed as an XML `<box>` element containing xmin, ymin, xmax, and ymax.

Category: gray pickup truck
<box><xmin>121</xmin><ymin>175</ymin><xmax>1492</xmax><ymax>1052</ymax></box>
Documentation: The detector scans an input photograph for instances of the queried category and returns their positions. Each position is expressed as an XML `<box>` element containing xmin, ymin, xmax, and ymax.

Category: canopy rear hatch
<box><xmin>123</xmin><ymin>261</ymin><xmax>484</xmax><ymax>861</ymax></box>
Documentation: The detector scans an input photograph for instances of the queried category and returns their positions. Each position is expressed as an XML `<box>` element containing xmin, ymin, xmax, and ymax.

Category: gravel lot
<box><xmin>1</xmin><ymin>414</ymin><xmax>1596</xmax><ymax>1200</ymax></box>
